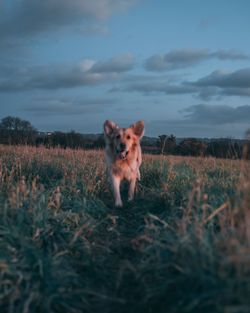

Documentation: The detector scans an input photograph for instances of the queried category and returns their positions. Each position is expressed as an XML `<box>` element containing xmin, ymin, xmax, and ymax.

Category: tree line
<box><xmin>0</xmin><ymin>116</ymin><xmax>105</xmax><ymax>149</ymax></box>
<box><xmin>155</xmin><ymin>135</ymin><xmax>250</xmax><ymax>159</ymax></box>
<box><xmin>0</xmin><ymin>116</ymin><xmax>249</xmax><ymax>159</ymax></box>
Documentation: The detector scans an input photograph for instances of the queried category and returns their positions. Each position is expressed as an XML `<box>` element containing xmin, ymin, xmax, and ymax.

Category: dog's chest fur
<box><xmin>105</xmin><ymin>144</ymin><xmax>139</xmax><ymax>181</ymax></box>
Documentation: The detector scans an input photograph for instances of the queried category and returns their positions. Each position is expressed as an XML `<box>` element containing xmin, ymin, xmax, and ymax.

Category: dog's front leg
<box><xmin>111</xmin><ymin>175</ymin><xmax>123</xmax><ymax>207</ymax></box>
<box><xmin>137</xmin><ymin>169</ymin><xmax>141</xmax><ymax>181</ymax></box>
<box><xmin>128</xmin><ymin>178</ymin><xmax>136</xmax><ymax>202</ymax></box>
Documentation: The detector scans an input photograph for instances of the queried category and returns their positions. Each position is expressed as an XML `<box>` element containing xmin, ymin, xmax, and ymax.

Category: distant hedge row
<box><xmin>0</xmin><ymin>116</ymin><xmax>249</xmax><ymax>159</ymax></box>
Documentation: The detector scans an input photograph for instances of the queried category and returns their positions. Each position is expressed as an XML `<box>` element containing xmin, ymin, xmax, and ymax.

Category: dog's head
<box><xmin>103</xmin><ymin>120</ymin><xmax>144</xmax><ymax>160</ymax></box>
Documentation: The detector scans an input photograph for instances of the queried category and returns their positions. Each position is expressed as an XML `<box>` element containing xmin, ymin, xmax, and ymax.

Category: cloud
<box><xmin>220</xmin><ymin>87</ymin><xmax>250</xmax><ymax>97</ymax></box>
<box><xmin>191</xmin><ymin>68</ymin><xmax>250</xmax><ymax>88</ymax></box>
<box><xmin>0</xmin><ymin>64</ymin><xmax>113</xmax><ymax>92</ymax></box>
<box><xmin>124</xmin><ymin>81</ymin><xmax>197</xmax><ymax>95</ymax></box>
<box><xmin>24</xmin><ymin>96</ymin><xmax>117</xmax><ymax>115</ymax></box>
<box><xmin>0</xmin><ymin>0</ymin><xmax>138</xmax><ymax>57</ymax></box>
<box><xmin>109</xmin><ymin>72</ymin><xmax>194</xmax><ymax>94</ymax></box>
<box><xmin>189</xmin><ymin>68</ymin><xmax>250</xmax><ymax>99</ymax></box>
<box><xmin>147</xmin><ymin>104</ymin><xmax>250</xmax><ymax>138</ymax></box>
<box><xmin>0</xmin><ymin>54</ymin><xmax>134</xmax><ymax>92</ymax></box>
<box><xmin>198</xmin><ymin>18</ymin><xmax>216</xmax><ymax>30</ymax></box>
<box><xmin>78</xmin><ymin>24</ymin><xmax>109</xmax><ymax>36</ymax></box>
<box><xmin>210</xmin><ymin>50</ymin><xmax>249</xmax><ymax>60</ymax></box>
<box><xmin>145</xmin><ymin>49</ymin><xmax>250</xmax><ymax>72</ymax></box>
<box><xmin>147</xmin><ymin>119</ymin><xmax>248</xmax><ymax>138</ymax></box>
<box><xmin>110</xmin><ymin>67</ymin><xmax>250</xmax><ymax>100</ymax></box>
<box><xmin>90</xmin><ymin>53</ymin><xmax>134</xmax><ymax>73</ymax></box>
<box><xmin>181</xmin><ymin>104</ymin><xmax>250</xmax><ymax>124</ymax></box>
<box><xmin>0</xmin><ymin>0</ymin><xmax>138</xmax><ymax>39</ymax></box>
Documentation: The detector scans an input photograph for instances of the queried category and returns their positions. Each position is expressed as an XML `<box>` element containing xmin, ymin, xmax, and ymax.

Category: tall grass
<box><xmin>0</xmin><ymin>145</ymin><xmax>250</xmax><ymax>313</ymax></box>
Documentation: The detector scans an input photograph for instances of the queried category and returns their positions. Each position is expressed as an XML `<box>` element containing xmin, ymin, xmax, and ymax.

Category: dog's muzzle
<box><xmin>116</xmin><ymin>149</ymin><xmax>129</xmax><ymax>160</ymax></box>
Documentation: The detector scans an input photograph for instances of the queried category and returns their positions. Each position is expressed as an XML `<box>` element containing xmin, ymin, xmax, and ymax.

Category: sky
<box><xmin>0</xmin><ymin>0</ymin><xmax>250</xmax><ymax>138</ymax></box>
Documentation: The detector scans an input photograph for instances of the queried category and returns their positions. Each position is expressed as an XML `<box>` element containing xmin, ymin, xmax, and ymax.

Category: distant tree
<box><xmin>158</xmin><ymin>135</ymin><xmax>167</xmax><ymax>154</ymax></box>
<box><xmin>206</xmin><ymin>139</ymin><xmax>242</xmax><ymax>159</ymax></box>
<box><xmin>0</xmin><ymin>116</ymin><xmax>37</xmax><ymax>145</ymax></box>
<box><xmin>49</xmin><ymin>132</ymin><xmax>67</xmax><ymax>148</ymax></box>
<box><xmin>246</xmin><ymin>129</ymin><xmax>250</xmax><ymax>140</ymax></box>
<box><xmin>243</xmin><ymin>129</ymin><xmax>250</xmax><ymax>159</ymax></box>
<box><xmin>165</xmin><ymin>134</ymin><xmax>177</xmax><ymax>154</ymax></box>
<box><xmin>177</xmin><ymin>138</ymin><xmax>207</xmax><ymax>156</ymax></box>
<box><xmin>67</xmin><ymin>131</ymin><xmax>86</xmax><ymax>148</ymax></box>
<box><xmin>43</xmin><ymin>131</ymin><xmax>98</xmax><ymax>149</ymax></box>
<box><xmin>95</xmin><ymin>134</ymin><xmax>105</xmax><ymax>148</ymax></box>
<box><xmin>232</xmin><ymin>142</ymin><xmax>243</xmax><ymax>159</ymax></box>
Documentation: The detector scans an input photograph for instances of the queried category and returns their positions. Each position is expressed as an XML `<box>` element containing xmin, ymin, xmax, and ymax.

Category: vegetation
<box><xmin>0</xmin><ymin>116</ymin><xmax>37</xmax><ymax>145</ymax></box>
<box><xmin>0</xmin><ymin>145</ymin><xmax>250</xmax><ymax>313</ymax></box>
<box><xmin>1</xmin><ymin>116</ymin><xmax>250</xmax><ymax>159</ymax></box>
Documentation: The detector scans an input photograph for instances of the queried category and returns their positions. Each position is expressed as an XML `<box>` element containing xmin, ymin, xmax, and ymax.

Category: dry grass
<box><xmin>0</xmin><ymin>145</ymin><xmax>250</xmax><ymax>313</ymax></box>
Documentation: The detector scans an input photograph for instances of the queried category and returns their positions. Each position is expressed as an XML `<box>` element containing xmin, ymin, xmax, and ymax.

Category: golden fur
<box><xmin>103</xmin><ymin>120</ymin><xmax>145</xmax><ymax>207</ymax></box>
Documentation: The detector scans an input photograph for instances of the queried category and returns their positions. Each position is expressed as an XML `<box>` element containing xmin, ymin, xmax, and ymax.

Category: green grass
<box><xmin>0</xmin><ymin>146</ymin><xmax>250</xmax><ymax>313</ymax></box>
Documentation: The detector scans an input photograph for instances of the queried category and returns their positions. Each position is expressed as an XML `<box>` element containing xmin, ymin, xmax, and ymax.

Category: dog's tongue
<box><xmin>119</xmin><ymin>151</ymin><xmax>127</xmax><ymax>160</ymax></box>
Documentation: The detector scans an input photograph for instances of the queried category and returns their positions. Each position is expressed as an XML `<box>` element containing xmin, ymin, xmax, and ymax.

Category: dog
<box><xmin>103</xmin><ymin>120</ymin><xmax>145</xmax><ymax>207</ymax></box>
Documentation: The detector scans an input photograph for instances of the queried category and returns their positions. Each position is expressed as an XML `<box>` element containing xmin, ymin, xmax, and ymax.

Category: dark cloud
<box><xmin>0</xmin><ymin>55</ymin><xmax>134</xmax><ymax>92</ymax></box>
<box><xmin>220</xmin><ymin>87</ymin><xmax>250</xmax><ymax>97</ymax></box>
<box><xmin>0</xmin><ymin>0</ymin><xmax>138</xmax><ymax>58</ymax></box>
<box><xmin>182</xmin><ymin>104</ymin><xmax>250</xmax><ymax>124</ymax></box>
<box><xmin>147</xmin><ymin>104</ymin><xmax>250</xmax><ymax>138</ymax></box>
<box><xmin>191</xmin><ymin>68</ymin><xmax>250</xmax><ymax>88</ymax></box>
<box><xmin>145</xmin><ymin>49</ymin><xmax>250</xmax><ymax>72</ymax></box>
<box><xmin>188</xmin><ymin>68</ymin><xmax>250</xmax><ymax>99</ymax></box>
<box><xmin>195</xmin><ymin>86</ymin><xmax>220</xmax><ymax>101</ymax></box>
<box><xmin>110</xmin><ymin>67</ymin><xmax>250</xmax><ymax>100</ymax></box>
<box><xmin>0</xmin><ymin>0</ymin><xmax>137</xmax><ymax>39</ymax></box>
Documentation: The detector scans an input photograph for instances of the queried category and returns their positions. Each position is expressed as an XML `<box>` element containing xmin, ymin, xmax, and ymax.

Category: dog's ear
<box><xmin>103</xmin><ymin>120</ymin><xmax>118</xmax><ymax>137</ymax></box>
<box><xmin>131</xmin><ymin>120</ymin><xmax>144</xmax><ymax>139</ymax></box>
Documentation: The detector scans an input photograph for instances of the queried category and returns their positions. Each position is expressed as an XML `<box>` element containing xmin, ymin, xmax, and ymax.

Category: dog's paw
<box><xmin>115</xmin><ymin>200</ymin><xmax>123</xmax><ymax>207</ymax></box>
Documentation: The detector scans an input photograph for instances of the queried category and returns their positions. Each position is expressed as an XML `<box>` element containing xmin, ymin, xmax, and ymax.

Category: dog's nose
<box><xmin>120</xmin><ymin>143</ymin><xmax>126</xmax><ymax>151</ymax></box>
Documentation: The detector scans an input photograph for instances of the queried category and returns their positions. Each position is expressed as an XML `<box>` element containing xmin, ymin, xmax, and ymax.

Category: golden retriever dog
<box><xmin>103</xmin><ymin>120</ymin><xmax>145</xmax><ymax>207</ymax></box>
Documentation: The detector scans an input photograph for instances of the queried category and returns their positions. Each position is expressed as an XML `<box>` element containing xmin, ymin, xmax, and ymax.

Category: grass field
<box><xmin>0</xmin><ymin>145</ymin><xmax>250</xmax><ymax>313</ymax></box>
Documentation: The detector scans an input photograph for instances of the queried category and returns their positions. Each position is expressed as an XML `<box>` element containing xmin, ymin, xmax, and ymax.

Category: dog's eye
<box><xmin>116</xmin><ymin>134</ymin><xmax>121</xmax><ymax>139</ymax></box>
<box><xmin>127</xmin><ymin>135</ymin><xmax>131</xmax><ymax>140</ymax></box>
